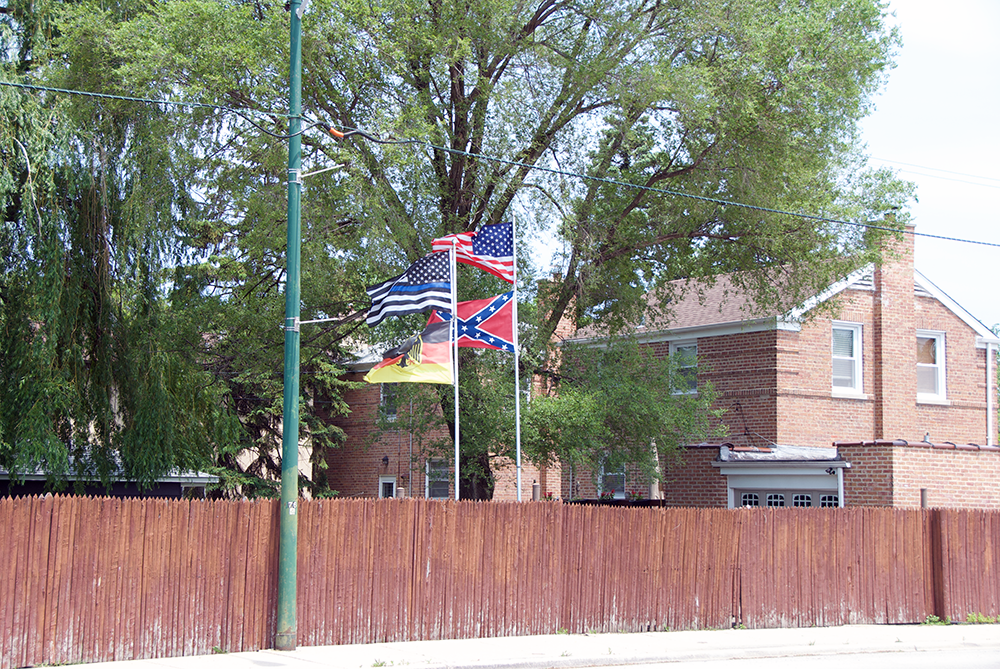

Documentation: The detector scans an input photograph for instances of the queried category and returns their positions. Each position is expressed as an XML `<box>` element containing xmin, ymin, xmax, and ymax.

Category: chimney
<box><xmin>872</xmin><ymin>217</ymin><xmax>917</xmax><ymax>440</ymax></box>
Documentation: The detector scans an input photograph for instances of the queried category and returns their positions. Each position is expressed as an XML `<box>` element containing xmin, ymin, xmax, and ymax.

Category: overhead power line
<box><xmin>0</xmin><ymin>80</ymin><xmax>317</xmax><ymax>139</ymax></box>
<box><xmin>872</xmin><ymin>157</ymin><xmax>1000</xmax><ymax>184</ymax></box>
<box><xmin>323</xmin><ymin>125</ymin><xmax>1000</xmax><ymax>250</ymax></box>
<box><xmin>4</xmin><ymin>80</ymin><xmax>998</xmax><ymax>250</ymax></box>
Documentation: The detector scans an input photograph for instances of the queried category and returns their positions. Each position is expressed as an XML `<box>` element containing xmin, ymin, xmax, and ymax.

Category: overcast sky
<box><xmin>861</xmin><ymin>0</ymin><xmax>1000</xmax><ymax>329</ymax></box>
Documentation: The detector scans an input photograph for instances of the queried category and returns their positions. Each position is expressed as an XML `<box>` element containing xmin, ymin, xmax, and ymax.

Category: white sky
<box><xmin>861</xmin><ymin>0</ymin><xmax>1000</xmax><ymax>329</ymax></box>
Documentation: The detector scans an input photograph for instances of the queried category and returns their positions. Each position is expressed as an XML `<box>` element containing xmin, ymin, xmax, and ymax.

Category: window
<box><xmin>792</xmin><ymin>494</ymin><xmax>812</xmax><ymax>507</ymax></box>
<box><xmin>733</xmin><ymin>489</ymin><xmax>840</xmax><ymax>508</ymax></box>
<box><xmin>380</xmin><ymin>383</ymin><xmax>398</xmax><ymax>422</ymax></box>
<box><xmin>599</xmin><ymin>457</ymin><xmax>626</xmax><ymax>499</ymax></box>
<box><xmin>379</xmin><ymin>475</ymin><xmax>396</xmax><ymax>499</ymax></box>
<box><xmin>426</xmin><ymin>459</ymin><xmax>450</xmax><ymax>499</ymax></box>
<box><xmin>831</xmin><ymin>323</ymin><xmax>862</xmax><ymax>394</ymax></box>
<box><xmin>916</xmin><ymin>331</ymin><xmax>946</xmax><ymax>401</ymax></box>
<box><xmin>670</xmin><ymin>341</ymin><xmax>698</xmax><ymax>394</ymax></box>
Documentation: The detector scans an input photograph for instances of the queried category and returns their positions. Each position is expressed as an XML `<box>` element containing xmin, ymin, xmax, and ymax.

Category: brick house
<box><xmin>562</xmin><ymin>226</ymin><xmax>999</xmax><ymax>509</ymax></box>
<box><xmin>321</xmin><ymin>351</ymin><xmax>551</xmax><ymax>501</ymax></box>
<box><xmin>325</xmin><ymin>226</ymin><xmax>998</xmax><ymax>508</ymax></box>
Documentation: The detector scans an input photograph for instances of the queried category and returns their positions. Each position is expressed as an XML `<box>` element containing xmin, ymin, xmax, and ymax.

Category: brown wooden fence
<box><xmin>2</xmin><ymin>496</ymin><xmax>998</xmax><ymax>668</ymax></box>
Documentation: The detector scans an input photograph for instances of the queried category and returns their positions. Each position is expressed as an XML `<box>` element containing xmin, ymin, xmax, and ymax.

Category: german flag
<box><xmin>363</xmin><ymin>321</ymin><xmax>453</xmax><ymax>385</ymax></box>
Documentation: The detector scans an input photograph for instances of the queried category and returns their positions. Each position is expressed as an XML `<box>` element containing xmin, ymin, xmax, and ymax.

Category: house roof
<box><xmin>0</xmin><ymin>467</ymin><xmax>218</xmax><ymax>485</ymax></box>
<box><xmin>718</xmin><ymin>443</ymin><xmax>844</xmax><ymax>463</ymax></box>
<box><xmin>570</xmin><ymin>264</ymin><xmax>999</xmax><ymax>345</ymax></box>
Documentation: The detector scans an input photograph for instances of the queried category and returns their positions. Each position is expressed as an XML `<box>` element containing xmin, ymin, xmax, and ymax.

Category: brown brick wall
<box><xmin>872</xmin><ymin>227</ymin><xmax>918</xmax><ymax>439</ymax></box>
<box><xmin>839</xmin><ymin>441</ymin><xmax>1000</xmax><ymax>509</ymax></box>
<box><xmin>661</xmin><ymin>446</ymin><xmax>728</xmax><ymax>507</ymax></box>
<box><xmin>322</xmin><ymin>373</ymin><xmax>454</xmax><ymax>498</ymax></box>
<box><xmin>698</xmin><ymin>330</ymin><xmax>778</xmax><ymax>446</ymax></box>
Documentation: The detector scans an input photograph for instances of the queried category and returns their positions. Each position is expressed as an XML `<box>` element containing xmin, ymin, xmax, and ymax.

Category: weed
<box><xmin>556</xmin><ymin>627</ymin><xmax>569</xmax><ymax>635</ymax></box>
<box><xmin>372</xmin><ymin>661</ymin><xmax>387</xmax><ymax>667</ymax></box>
<box><xmin>966</xmin><ymin>612</ymin><xmax>998</xmax><ymax>624</ymax></box>
<box><xmin>922</xmin><ymin>615</ymin><xmax>949</xmax><ymax>625</ymax></box>
<box><xmin>211</xmin><ymin>647</ymin><xmax>227</xmax><ymax>655</ymax></box>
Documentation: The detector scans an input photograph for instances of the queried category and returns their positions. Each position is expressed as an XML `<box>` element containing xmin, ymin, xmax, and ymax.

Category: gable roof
<box><xmin>569</xmin><ymin>264</ymin><xmax>999</xmax><ymax>346</ymax></box>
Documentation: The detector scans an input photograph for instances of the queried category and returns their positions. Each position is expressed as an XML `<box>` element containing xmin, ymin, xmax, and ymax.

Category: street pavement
<box><xmin>82</xmin><ymin>624</ymin><xmax>1000</xmax><ymax>669</ymax></box>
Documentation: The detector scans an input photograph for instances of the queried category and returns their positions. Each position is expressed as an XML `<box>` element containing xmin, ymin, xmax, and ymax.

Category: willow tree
<box><xmin>0</xmin><ymin>0</ymin><xmax>243</xmax><ymax>490</ymax></box>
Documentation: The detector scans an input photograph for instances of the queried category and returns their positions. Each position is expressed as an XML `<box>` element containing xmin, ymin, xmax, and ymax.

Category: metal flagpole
<box><xmin>450</xmin><ymin>241</ymin><xmax>460</xmax><ymax>500</ymax></box>
<box><xmin>512</xmin><ymin>216</ymin><xmax>522</xmax><ymax>501</ymax></box>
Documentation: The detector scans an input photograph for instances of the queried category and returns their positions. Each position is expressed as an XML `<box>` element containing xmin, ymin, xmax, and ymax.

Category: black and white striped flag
<box><xmin>366</xmin><ymin>253</ymin><xmax>453</xmax><ymax>328</ymax></box>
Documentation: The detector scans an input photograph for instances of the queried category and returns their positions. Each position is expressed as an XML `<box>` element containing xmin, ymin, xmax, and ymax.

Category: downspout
<box><xmin>989</xmin><ymin>342</ymin><xmax>996</xmax><ymax>447</ymax></box>
<box><xmin>837</xmin><ymin>467</ymin><xmax>845</xmax><ymax>508</ymax></box>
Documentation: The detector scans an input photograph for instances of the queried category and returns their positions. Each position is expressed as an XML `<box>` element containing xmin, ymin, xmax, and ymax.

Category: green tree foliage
<box><xmin>523</xmin><ymin>337</ymin><xmax>722</xmax><ymax>488</ymax></box>
<box><xmin>0</xmin><ymin>2</ymin><xmax>244</xmax><ymax>489</ymax></box>
<box><xmin>1</xmin><ymin>0</ymin><xmax>915</xmax><ymax>495</ymax></box>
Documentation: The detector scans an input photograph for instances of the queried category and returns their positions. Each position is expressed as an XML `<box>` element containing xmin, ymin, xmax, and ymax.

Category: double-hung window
<box><xmin>426</xmin><ymin>459</ymin><xmax>450</xmax><ymax>499</ymax></box>
<box><xmin>831</xmin><ymin>323</ymin><xmax>862</xmax><ymax>395</ymax></box>
<box><xmin>380</xmin><ymin>383</ymin><xmax>398</xmax><ymax>422</ymax></box>
<box><xmin>599</xmin><ymin>457</ymin><xmax>626</xmax><ymax>499</ymax></box>
<box><xmin>670</xmin><ymin>341</ymin><xmax>698</xmax><ymax>394</ymax></box>
<box><xmin>916</xmin><ymin>331</ymin><xmax>946</xmax><ymax>401</ymax></box>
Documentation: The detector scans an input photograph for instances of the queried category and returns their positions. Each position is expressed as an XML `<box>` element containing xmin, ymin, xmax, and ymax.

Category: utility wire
<box><xmin>0</xmin><ymin>80</ymin><xmax>321</xmax><ymax>139</ymax></box>
<box><xmin>872</xmin><ymin>157</ymin><xmax>1000</xmax><ymax>184</ymax></box>
<box><xmin>886</xmin><ymin>169</ymin><xmax>1000</xmax><ymax>190</ymax></box>
<box><xmin>322</xmin><ymin>124</ymin><xmax>1000</xmax><ymax>250</ymax></box>
<box><xmin>5</xmin><ymin>80</ymin><xmax>997</xmax><ymax>250</ymax></box>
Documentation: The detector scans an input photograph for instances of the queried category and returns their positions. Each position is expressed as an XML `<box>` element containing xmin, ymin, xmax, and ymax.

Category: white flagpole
<box><xmin>512</xmin><ymin>217</ymin><xmax>523</xmax><ymax>501</ymax></box>
<box><xmin>450</xmin><ymin>240</ymin><xmax>460</xmax><ymax>500</ymax></box>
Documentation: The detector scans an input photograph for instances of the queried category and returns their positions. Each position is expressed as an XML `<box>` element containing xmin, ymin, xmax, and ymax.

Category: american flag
<box><xmin>429</xmin><ymin>291</ymin><xmax>514</xmax><ymax>351</ymax></box>
<box><xmin>431</xmin><ymin>221</ymin><xmax>514</xmax><ymax>283</ymax></box>
<box><xmin>366</xmin><ymin>253</ymin><xmax>452</xmax><ymax>328</ymax></box>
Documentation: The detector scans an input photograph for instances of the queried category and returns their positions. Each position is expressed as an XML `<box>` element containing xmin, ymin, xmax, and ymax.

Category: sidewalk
<box><xmin>86</xmin><ymin>624</ymin><xmax>1000</xmax><ymax>669</ymax></box>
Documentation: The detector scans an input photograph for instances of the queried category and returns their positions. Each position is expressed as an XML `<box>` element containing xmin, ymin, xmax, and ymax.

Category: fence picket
<box><xmin>3</xmin><ymin>497</ymin><xmax>1000</xmax><ymax>669</ymax></box>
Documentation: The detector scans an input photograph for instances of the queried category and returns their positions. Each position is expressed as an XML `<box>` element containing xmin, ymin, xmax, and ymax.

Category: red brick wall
<box><xmin>913</xmin><ymin>296</ymin><xmax>991</xmax><ymax>444</ymax></box>
<box><xmin>872</xmin><ymin>227</ymin><xmax>918</xmax><ymax>439</ymax></box>
<box><xmin>837</xmin><ymin>440</ymin><xmax>896</xmax><ymax>506</ymax></box>
<box><xmin>661</xmin><ymin>445</ymin><xmax>728</xmax><ymax>507</ymax></box>
<box><xmin>322</xmin><ymin>373</ymin><xmax>453</xmax><ymax>498</ymax></box>
<box><xmin>492</xmin><ymin>457</ymin><xmax>553</xmax><ymax>501</ymax></box>
<box><xmin>839</xmin><ymin>441</ymin><xmax>1000</xmax><ymax>509</ymax></box>
<box><xmin>697</xmin><ymin>331</ymin><xmax>778</xmax><ymax>447</ymax></box>
<box><xmin>774</xmin><ymin>292</ymin><xmax>875</xmax><ymax>448</ymax></box>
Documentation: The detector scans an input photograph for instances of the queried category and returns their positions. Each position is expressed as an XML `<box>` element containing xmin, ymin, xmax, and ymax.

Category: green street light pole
<box><xmin>276</xmin><ymin>0</ymin><xmax>303</xmax><ymax>652</ymax></box>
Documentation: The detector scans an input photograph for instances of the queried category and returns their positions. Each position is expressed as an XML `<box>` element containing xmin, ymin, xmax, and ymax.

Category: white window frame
<box><xmin>916</xmin><ymin>330</ymin><xmax>947</xmax><ymax>402</ymax></box>
<box><xmin>831</xmin><ymin>322</ymin><xmax>863</xmax><ymax>396</ymax></box>
<box><xmin>670</xmin><ymin>340</ymin><xmax>698</xmax><ymax>395</ymax></box>
<box><xmin>378</xmin><ymin>475</ymin><xmax>396</xmax><ymax>499</ymax></box>
<box><xmin>425</xmin><ymin>459</ymin><xmax>450</xmax><ymax>499</ymax></box>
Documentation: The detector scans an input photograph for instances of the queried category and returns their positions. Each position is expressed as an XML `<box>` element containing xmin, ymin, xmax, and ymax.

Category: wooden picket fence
<box><xmin>2</xmin><ymin>496</ymin><xmax>998</xmax><ymax>668</ymax></box>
